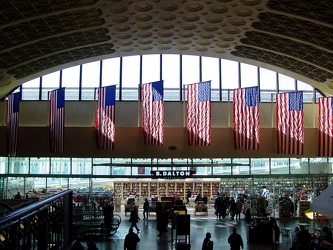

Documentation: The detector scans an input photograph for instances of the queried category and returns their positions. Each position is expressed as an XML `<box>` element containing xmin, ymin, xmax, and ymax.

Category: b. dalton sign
<box><xmin>150</xmin><ymin>170</ymin><xmax>194</xmax><ymax>179</ymax></box>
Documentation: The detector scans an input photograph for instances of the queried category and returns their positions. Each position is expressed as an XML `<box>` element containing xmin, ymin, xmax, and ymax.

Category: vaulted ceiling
<box><xmin>0</xmin><ymin>0</ymin><xmax>333</xmax><ymax>100</ymax></box>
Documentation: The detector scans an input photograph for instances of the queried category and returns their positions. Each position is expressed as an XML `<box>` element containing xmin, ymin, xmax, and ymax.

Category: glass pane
<box><xmin>278</xmin><ymin>74</ymin><xmax>295</xmax><ymax>91</ymax></box>
<box><xmin>142</xmin><ymin>54</ymin><xmax>160</xmax><ymax>84</ymax></box>
<box><xmin>62</xmin><ymin>65</ymin><xmax>80</xmax><ymax>100</ymax></box>
<box><xmin>7</xmin><ymin>177</ymin><xmax>25</xmax><ymax>199</ymax></box>
<box><xmin>26</xmin><ymin>177</ymin><xmax>46</xmax><ymax>199</ymax></box>
<box><xmin>260</xmin><ymin>68</ymin><xmax>277</xmax><ymax>102</ymax></box>
<box><xmin>240</xmin><ymin>63</ymin><xmax>258</xmax><ymax>88</ymax></box>
<box><xmin>102</xmin><ymin>58</ymin><xmax>120</xmax><ymax>87</ymax></box>
<box><xmin>93</xmin><ymin>165</ymin><xmax>110</xmax><ymax>175</ymax></box>
<box><xmin>297</xmin><ymin>80</ymin><xmax>313</xmax><ymax>103</ymax></box>
<box><xmin>8</xmin><ymin>157</ymin><xmax>29</xmax><ymax>174</ymax></box>
<box><xmin>81</xmin><ymin>61</ymin><xmax>100</xmax><ymax>100</ymax></box>
<box><xmin>46</xmin><ymin>177</ymin><xmax>68</xmax><ymax>197</ymax></box>
<box><xmin>21</xmin><ymin>78</ymin><xmax>40</xmax><ymax>100</ymax></box>
<box><xmin>251</xmin><ymin>158</ymin><xmax>269</xmax><ymax>175</ymax></box>
<box><xmin>202</xmin><ymin>57</ymin><xmax>220</xmax><ymax>101</ymax></box>
<box><xmin>132</xmin><ymin>166</ymin><xmax>151</xmax><ymax>175</ymax></box>
<box><xmin>50</xmin><ymin>158</ymin><xmax>70</xmax><ymax>174</ymax></box>
<box><xmin>290</xmin><ymin>158</ymin><xmax>304</xmax><ymax>174</ymax></box>
<box><xmin>72</xmin><ymin>158</ymin><xmax>92</xmax><ymax>175</ymax></box>
<box><xmin>122</xmin><ymin>55</ymin><xmax>140</xmax><ymax>100</ymax></box>
<box><xmin>162</xmin><ymin>54</ymin><xmax>180</xmax><ymax>101</ymax></box>
<box><xmin>182</xmin><ymin>55</ymin><xmax>200</xmax><ymax>85</ymax></box>
<box><xmin>309</xmin><ymin>158</ymin><xmax>328</xmax><ymax>174</ymax></box>
<box><xmin>111</xmin><ymin>166</ymin><xmax>131</xmax><ymax>175</ymax></box>
<box><xmin>0</xmin><ymin>157</ymin><xmax>8</xmax><ymax>174</ymax></box>
<box><xmin>41</xmin><ymin>71</ymin><xmax>61</xmax><ymax>100</ymax></box>
<box><xmin>271</xmin><ymin>158</ymin><xmax>289</xmax><ymax>175</ymax></box>
<box><xmin>221</xmin><ymin>59</ymin><xmax>238</xmax><ymax>102</ymax></box>
<box><xmin>30</xmin><ymin>157</ymin><xmax>50</xmax><ymax>174</ymax></box>
<box><xmin>232</xmin><ymin>158</ymin><xmax>250</xmax><ymax>175</ymax></box>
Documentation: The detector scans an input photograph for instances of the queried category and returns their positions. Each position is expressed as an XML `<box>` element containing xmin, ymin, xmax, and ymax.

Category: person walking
<box><xmin>228</xmin><ymin>228</ymin><xmax>244</xmax><ymax>250</ymax></box>
<box><xmin>129</xmin><ymin>207</ymin><xmax>140</xmax><ymax>233</ymax></box>
<box><xmin>143</xmin><ymin>198</ymin><xmax>150</xmax><ymax>220</ymax></box>
<box><xmin>103</xmin><ymin>202</ymin><xmax>114</xmax><ymax>235</ymax></box>
<box><xmin>202</xmin><ymin>232</ymin><xmax>214</xmax><ymax>250</ymax></box>
<box><xmin>124</xmin><ymin>227</ymin><xmax>140</xmax><ymax>250</ymax></box>
<box><xmin>297</xmin><ymin>225</ymin><xmax>310</xmax><ymax>250</ymax></box>
<box><xmin>236</xmin><ymin>198</ymin><xmax>242</xmax><ymax>221</ymax></box>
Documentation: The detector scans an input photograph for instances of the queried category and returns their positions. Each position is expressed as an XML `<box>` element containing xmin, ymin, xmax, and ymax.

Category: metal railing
<box><xmin>0</xmin><ymin>190</ymin><xmax>73</xmax><ymax>249</ymax></box>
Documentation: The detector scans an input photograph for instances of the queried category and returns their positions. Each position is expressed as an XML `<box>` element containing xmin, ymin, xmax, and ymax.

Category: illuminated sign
<box><xmin>150</xmin><ymin>170</ymin><xmax>194</xmax><ymax>179</ymax></box>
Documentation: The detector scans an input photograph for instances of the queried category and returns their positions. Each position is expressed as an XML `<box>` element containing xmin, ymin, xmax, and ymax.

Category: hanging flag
<box><xmin>6</xmin><ymin>92</ymin><xmax>20</xmax><ymax>157</ymax></box>
<box><xmin>276</xmin><ymin>91</ymin><xmax>304</xmax><ymax>155</ymax></box>
<box><xmin>95</xmin><ymin>85</ymin><xmax>116</xmax><ymax>150</ymax></box>
<box><xmin>318</xmin><ymin>97</ymin><xmax>333</xmax><ymax>157</ymax></box>
<box><xmin>49</xmin><ymin>88</ymin><xmax>65</xmax><ymax>153</ymax></box>
<box><xmin>186</xmin><ymin>81</ymin><xmax>211</xmax><ymax>146</ymax></box>
<box><xmin>233</xmin><ymin>86</ymin><xmax>260</xmax><ymax>150</ymax></box>
<box><xmin>141</xmin><ymin>80</ymin><xmax>164</xmax><ymax>145</ymax></box>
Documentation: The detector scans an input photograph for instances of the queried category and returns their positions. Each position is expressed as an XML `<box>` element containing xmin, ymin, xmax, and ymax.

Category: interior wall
<box><xmin>0</xmin><ymin>101</ymin><xmax>318</xmax><ymax>158</ymax></box>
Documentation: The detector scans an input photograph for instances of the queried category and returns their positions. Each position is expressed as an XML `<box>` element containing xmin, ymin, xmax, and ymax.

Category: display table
<box><xmin>194</xmin><ymin>201</ymin><xmax>208</xmax><ymax>215</ymax></box>
<box><xmin>248</xmin><ymin>217</ymin><xmax>280</xmax><ymax>245</ymax></box>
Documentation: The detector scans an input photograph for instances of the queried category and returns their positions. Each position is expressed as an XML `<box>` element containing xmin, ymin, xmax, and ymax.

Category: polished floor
<box><xmin>78</xmin><ymin>207</ymin><xmax>319</xmax><ymax>250</ymax></box>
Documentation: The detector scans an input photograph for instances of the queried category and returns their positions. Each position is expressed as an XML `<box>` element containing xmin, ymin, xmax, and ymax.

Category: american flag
<box><xmin>95</xmin><ymin>85</ymin><xmax>116</xmax><ymax>150</ymax></box>
<box><xmin>318</xmin><ymin>97</ymin><xmax>333</xmax><ymax>157</ymax></box>
<box><xmin>233</xmin><ymin>86</ymin><xmax>260</xmax><ymax>150</ymax></box>
<box><xmin>141</xmin><ymin>80</ymin><xmax>164</xmax><ymax>145</ymax></box>
<box><xmin>186</xmin><ymin>81</ymin><xmax>211</xmax><ymax>146</ymax></box>
<box><xmin>276</xmin><ymin>91</ymin><xmax>304</xmax><ymax>155</ymax></box>
<box><xmin>6</xmin><ymin>92</ymin><xmax>20</xmax><ymax>157</ymax></box>
<box><xmin>49</xmin><ymin>88</ymin><xmax>65</xmax><ymax>153</ymax></box>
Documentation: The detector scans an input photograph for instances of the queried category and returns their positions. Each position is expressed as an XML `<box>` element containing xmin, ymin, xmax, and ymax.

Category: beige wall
<box><xmin>0</xmin><ymin>101</ymin><xmax>319</xmax><ymax>158</ymax></box>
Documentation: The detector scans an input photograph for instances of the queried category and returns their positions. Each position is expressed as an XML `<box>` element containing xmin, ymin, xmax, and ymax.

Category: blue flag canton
<box><xmin>152</xmin><ymin>80</ymin><xmax>164</xmax><ymax>102</ymax></box>
<box><xmin>288</xmin><ymin>92</ymin><xmax>303</xmax><ymax>111</ymax></box>
<box><xmin>244</xmin><ymin>87</ymin><xmax>259</xmax><ymax>107</ymax></box>
<box><xmin>105</xmin><ymin>85</ymin><xmax>116</xmax><ymax>106</ymax></box>
<box><xmin>56</xmin><ymin>88</ymin><xmax>65</xmax><ymax>109</ymax></box>
<box><xmin>13</xmin><ymin>92</ymin><xmax>20</xmax><ymax>113</ymax></box>
<box><xmin>198</xmin><ymin>81</ymin><xmax>211</xmax><ymax>102</ymax></box>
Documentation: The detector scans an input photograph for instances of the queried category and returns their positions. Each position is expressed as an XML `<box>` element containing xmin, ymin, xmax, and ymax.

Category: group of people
<box><xmin>290</xmin><ymin>224</ymin><xmax>333</xmax><ymax>250</ymax></box>
<box><xmin>202</xmin><ymin>228</ymin><xmax>244</xmax><ymax>250</ymax></box>
<box><xmin>214</xmin><ymin>194</ymin><xmax>244</xmax><ymax>221</ymax></box>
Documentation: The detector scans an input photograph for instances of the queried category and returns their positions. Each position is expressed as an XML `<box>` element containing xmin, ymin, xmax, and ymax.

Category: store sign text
<box><xmin>151</xmin><ymin>170</ymin><xmax>193</xmax><ymax>179</ymax></box>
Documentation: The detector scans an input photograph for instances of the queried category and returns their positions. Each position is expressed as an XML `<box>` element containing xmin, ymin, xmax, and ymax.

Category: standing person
<box><xmin>129</xmin><ymin>207</ymin><xmax>140</xmax><ymax>233</ymax></box>
<box><xmin>143</xmin><ymin>198</ymin><xmax>149</xmax><ymax>220</ymax></box>
<box><xmin>14</xmin><ymin>192</ymin><xmax>22</xmax><ymax>199</ymax></box>
<box><xmin>296</xmin><ymin>225</ymin><xmax>310</xmax><ymax>250</ymax></box>
<box><xmin>236</xmin><ymin>198</ymin><xmax>242</xmax><ymax>221</ymax></box>
<box><xmin>228</xmin><ymin>228</ymin><xmax>244</xmax><ymax>250</ymax></box>
<box><xmin>214</xmin><ymin>196</ymin><xmax>222</xmax><ymax>220</ymax></box>
<box><xmin>124</xmin><ymin>227</ymin><xmax>140</xmax><ymax>250</ymax></box>
<box><xmin>103</xmin><ymin>202</ymin><xmax>114</xmax><ymax>235</ymax></box>
<box><xmin>229</xmin><ymin>198</ymin><xmax>237</xmax><ymax>221</ymax></box>
<box><xmin>202</xmin><ymin>232</ymin><xmax>214</xmax><ymax>250</ymax></box>
<box><xmin>186</xmin><ymin>190</ymin><xmax>191</xmax><ymax>204</ymax></box>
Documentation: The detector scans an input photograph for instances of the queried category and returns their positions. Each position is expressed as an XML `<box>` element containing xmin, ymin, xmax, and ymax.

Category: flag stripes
<box><xmin>141</xmin><ymin>81</ymin><xmax>164</xmax><ymax>145</ymax></box>
<box><xmin>187</xmin><ymin>81</ymin><xmax>211</xmax><ymax>146</ymax></box>
<box><xmin>6</xmin><ymin>93</ymin><xmax>20</xmax><ymax>157</ymax></box>
<box><xmin>318</xmin><ymin>97</ymin><xmax>333</xmax><ymax>157</ymax></box>
<box><xmin>96</xmin><ymin>85</ymin><xmax>116</xmax><ymax>150</ymax></box>
<box><xmin>276</xmin><ymin>92</ymin><xmax>304</xmax><ymax>155</ymax></box>
<box><xmin>49</xmin><ymin>88</ymin><xmax>65</xmax><ymax>153</ymax></box>
<box><xmin>233</xmin><ymin>86</ymin><xmax>260</xmax><ymax>150</ymax></box>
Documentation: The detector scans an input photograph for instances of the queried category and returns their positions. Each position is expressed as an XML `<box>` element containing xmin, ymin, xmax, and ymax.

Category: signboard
<box><xmin>150</xmin><ymin>170</ymin><xmax>194</xmax><ymax>179</ymax></box>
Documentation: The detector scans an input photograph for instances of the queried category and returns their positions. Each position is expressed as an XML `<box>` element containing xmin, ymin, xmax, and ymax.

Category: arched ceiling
<box><xmin>0</xmin><ymin>0</ymin><xmax>333</xmax><ymax>100</ymax></box>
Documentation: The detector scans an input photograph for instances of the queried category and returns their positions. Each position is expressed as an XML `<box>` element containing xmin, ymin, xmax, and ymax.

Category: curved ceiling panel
<box><xmin>0</xmin><ymin>0</ymin><xmax>332</xmax><ymax>99</ymax></box>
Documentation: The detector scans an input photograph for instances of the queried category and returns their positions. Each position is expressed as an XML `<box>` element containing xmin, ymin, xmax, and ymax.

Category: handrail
<box><xmin>0</xmin><ymin>189</ymin><xmax>72</xmax><ymax>225</ymax></box>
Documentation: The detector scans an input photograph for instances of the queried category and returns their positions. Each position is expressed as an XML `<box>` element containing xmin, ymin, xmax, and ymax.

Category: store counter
<box><xmin>248</xmin><ymin>217</ymin><xmax>280</xmax><ymax>245</ymax></box>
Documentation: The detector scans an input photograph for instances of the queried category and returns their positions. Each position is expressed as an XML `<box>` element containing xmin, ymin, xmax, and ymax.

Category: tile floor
<box><xmin>79</xmin><ymin>207</ymin><xmax>317</xmax><ymax>250</ymax></box>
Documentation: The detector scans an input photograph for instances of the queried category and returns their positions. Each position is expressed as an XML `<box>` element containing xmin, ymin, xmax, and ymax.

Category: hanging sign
<box><xmin>150</xmin><ymin>170</ymin><xmax>194</xmax><ymax>179</ymax></box>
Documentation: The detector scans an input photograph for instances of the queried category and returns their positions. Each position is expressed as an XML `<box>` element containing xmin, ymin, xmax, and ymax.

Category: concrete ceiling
<box><xmin>0</xmin><ymin>0</ymin><xmax>333</xmax><ymax>100</ymax></box>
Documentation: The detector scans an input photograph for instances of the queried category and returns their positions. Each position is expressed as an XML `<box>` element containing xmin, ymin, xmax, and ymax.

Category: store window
<box><xmin>69</xmin><ymin>178</ymin><xmax>89</xmax><ymax>191</ymax></box>
<box><xmin>132</xmin><ymin>166</ymin><xmax>151</xmax><ymax>175</ymax></box>
<box><xmin>7</xmin><ymin>177</ymin><xmax>25</xmax><ymax>199</ymax></box>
